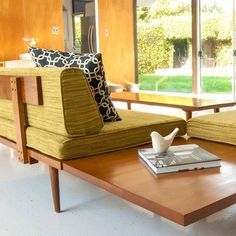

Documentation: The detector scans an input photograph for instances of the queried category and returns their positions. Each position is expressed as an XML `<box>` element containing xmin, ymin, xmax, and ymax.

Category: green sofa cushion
<box><xmin>26</xmin><ymin>109</ymin><xmax>186</xmax><ymax>160</ymax></box>
<box><xmin>0</xmin><ymin>117</ymin><xmax>16</xmax><ymax>141</ymax></box>
<box><xmin>0</xmin><ymin>68</ymin><xmax>103</xmax><ymax>137</ymax></box>
<box><xmin>187</xmin><ymin>110</ymin><xmax>236</xmax><ymax>145</ymax></box>
<box><xmin>0</xmin><ymin>109</ymin><xmax>186</xmax><ymax>160</ymax></box>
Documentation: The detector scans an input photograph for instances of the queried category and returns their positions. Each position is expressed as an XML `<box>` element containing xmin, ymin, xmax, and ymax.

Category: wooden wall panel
<box><xmin>0</xmin><ymin>0</ymin><xmax>64</xmax><ymax>61</ymax></box>
<box><xmin>98</xmin><ymin>0</ymin><xmax>136</xmax><ymax>84</ymax></box>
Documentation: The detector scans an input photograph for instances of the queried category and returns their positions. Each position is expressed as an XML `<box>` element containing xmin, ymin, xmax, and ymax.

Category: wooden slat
<box><xmin>0</xmin><ymin>75</ymin><xmax>43</xmax><ymax>163</ymax></box>
<box><xmin>0</xmin><ymin>75</ymin><xmax>43</xmax><ymax>105</ymax></box>
<box><xmin>27</xmin><ymin>149</ymin><xmax>62</xmax><ymax>170</ymax></box>
<box><xmin>10</xmin><ymin>77</ymin><xmax>28</xmax><ymax>164</ymax></box>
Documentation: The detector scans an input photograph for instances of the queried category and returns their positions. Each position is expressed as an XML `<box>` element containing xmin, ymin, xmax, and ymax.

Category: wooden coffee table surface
<box><xmin>63</xmin><ymin>138</ymin><xmax>236</xmax><ymax>226</ymax></box>
<box><xmin>111</xmin><ymin>92</ymin><xmax>236</xmax><ymax>120</ymax></box>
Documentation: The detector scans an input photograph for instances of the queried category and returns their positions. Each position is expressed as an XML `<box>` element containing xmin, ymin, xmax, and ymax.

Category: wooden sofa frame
<box><xmin>0</xmin><ymin>75</ymin><xmax>62</xmax><ymax>212</ymax></box>
<box><xmin>0</xmin><ymin>74</ymin><xmax>190</xmax><ymax>224</ymax></box>
<box><xmin>3</xmin><ymin>75</ymin><xmax>236</xmax><ymax>226</ymax></box>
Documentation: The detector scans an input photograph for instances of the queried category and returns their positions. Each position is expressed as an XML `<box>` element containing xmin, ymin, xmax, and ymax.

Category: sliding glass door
<box><xmin>136</xmin><ymin>0</ymin><xmax>236</xmax><ymax>98</ymax></box>
<box><xmin>200</xmin><ymin>0</ymin><xmax>235</xmax><ymax>98</ymax></box>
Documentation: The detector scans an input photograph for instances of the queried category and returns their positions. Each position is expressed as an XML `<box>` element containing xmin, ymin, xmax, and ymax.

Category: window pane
<box><xmin>137</xmin><ymin>0</ymin><xmax>192</xmax><ymax>93</ymax></box>
<box><xmin>200</xmin><ymin>0</ymin><xmax>233</xmax><ymax>97</ymax></box>
<box><xmin>72</xmin><ymin>1</ymin><xmax>96</xmax><ymax>53</ymax></box>
<box><xmin>73</xmin><ymin>15</ymin><xmax>82</xmax><ymax>50</ymax></box>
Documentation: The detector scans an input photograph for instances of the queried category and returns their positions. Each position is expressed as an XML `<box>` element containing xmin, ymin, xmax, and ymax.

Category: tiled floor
<box><xmin>1</xmin><ymin>104</ymin><xmax>236</xmax><ymax>236</ymax></box>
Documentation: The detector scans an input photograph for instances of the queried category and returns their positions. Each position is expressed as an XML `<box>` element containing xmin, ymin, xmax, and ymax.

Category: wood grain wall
<box><xmin>97</xmin><ymin>0</ymin><xmax>136</xmax><ymax>84</ymax></box>
<box><xmin>0</xmin><ymin>0</ymin><xmax>64</xmax><ymax>61</ymax></box>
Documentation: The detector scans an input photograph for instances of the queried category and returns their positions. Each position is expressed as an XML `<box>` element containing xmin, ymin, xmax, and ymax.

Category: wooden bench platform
<box><xmin>63</xmin><ymin>138</ymin><xmax>236</xmax><ymax>226</ymax></box>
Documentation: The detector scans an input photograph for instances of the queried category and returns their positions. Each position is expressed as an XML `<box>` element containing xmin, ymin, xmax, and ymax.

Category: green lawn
<box><xmin>139</xmin><ymin>74</ymin><xmax>232</xmax><ymax>93</ymax></box>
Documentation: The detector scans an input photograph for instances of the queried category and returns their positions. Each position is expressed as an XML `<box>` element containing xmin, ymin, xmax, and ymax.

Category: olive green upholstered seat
<box><xmin>187</xmin><ymin>110</ymin><xmax>236</xmax><ymax>145</ymax></box>
<box><xmin>0</xmin><ymin>109</ymin><xmax>186</xmax><ymax>160</ymax></box>
<box><xmin>27</xmin><ymin>109</ymin><xmax>186</xmax><ymax>159</ymax></box>
<box><xmin>0</xmin><ymin>67</ymin><xmax>186</xmax><ymax>160</ymax></box>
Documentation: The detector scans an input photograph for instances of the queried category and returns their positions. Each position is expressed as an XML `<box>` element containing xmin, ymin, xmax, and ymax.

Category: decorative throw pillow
<box><xmin>29</xmin><ymin>47</ymin><xmax>121</xmax><ymax>122</ymax></box>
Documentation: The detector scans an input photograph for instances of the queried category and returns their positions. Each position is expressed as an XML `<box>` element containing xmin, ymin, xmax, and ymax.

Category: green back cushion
<box><xmin>29</xmin><ymin>47</ymin><xmax>121</xmax><ymax>122</ymax></box>
<box><xmin>0</xmin><ymin>67</ymin><xmax>103</xmax><ymax>137</ymax></box>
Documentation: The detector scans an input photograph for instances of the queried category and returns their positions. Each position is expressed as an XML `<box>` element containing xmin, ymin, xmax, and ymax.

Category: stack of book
<box><xmin>138</xmin><ymin>144</ymin><xmax>221</xmax><ymax>175</ymax></box>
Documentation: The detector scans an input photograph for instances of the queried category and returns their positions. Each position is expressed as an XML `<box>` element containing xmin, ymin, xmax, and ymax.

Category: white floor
<box><xmin>1</xmin><ymin>104</ymin><xmax>236</xmax><ymax>236</ymax></box>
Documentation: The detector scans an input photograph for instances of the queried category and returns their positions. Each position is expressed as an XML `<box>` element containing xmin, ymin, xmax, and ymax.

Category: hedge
<box><xmin>137</xmin><ymin>25</ymin><xmax>174</xmax><ymax>74</ymax></box>
<box><xmin>137</xmin><ymin>14</ymin><xmax>232</xmax><ymax>73</ymax></box>
<box><xmin>158</xmin><ymin>14</ymin><xmax>231</xmax><ymax>40</ymax></box>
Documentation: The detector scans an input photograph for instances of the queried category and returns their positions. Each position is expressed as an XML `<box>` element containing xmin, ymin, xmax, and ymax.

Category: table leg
<box><xmin>185</xmin><ymin>111</ymin><xmax>192</xmax><ymax>120</ymax></box>
<box><xmin>214</xmin><ymin>108</ymin><xmax>220</xmax><ymax>113</ymax></box>
<box><xmin>127</xmin><ymin>102</ymin><xmax>131</xmax><ymax>110</ymax></box>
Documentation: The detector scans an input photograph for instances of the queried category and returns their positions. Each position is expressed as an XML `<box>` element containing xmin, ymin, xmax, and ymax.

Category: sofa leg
<box><xmin>49</xmin><ymin>166</ymin><xmax>61</xmax><ymax>213</ymax></box>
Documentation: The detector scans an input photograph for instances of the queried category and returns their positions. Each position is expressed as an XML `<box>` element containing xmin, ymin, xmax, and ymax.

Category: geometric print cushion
<box><xmin>29</xmin><ymin>47</ymin><xmax>121</xmax><ymax>122</ymax></box>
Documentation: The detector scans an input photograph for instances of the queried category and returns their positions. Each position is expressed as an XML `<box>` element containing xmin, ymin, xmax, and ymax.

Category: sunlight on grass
<box><xmin>139</xmin><ymin>74</ymin><xmax>232</xmax><ymax>93</ymax></box>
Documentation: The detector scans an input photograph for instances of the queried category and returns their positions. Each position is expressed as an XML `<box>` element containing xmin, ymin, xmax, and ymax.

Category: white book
<box><xmin>138</xmin><ymin>144</ymin><xmax>221</xmax><ymax>175</ymax></box>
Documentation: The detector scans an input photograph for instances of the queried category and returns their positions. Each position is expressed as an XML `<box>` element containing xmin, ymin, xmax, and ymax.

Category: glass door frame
<box><xmin>233</xmin><ymin>0</ymin><xmax>236</xmax><ymax>99</ymax></box>
<box><xmin>193</xmin><ymin>0</ymin><xmax>236</xmax><ymax>98</ymax></box>
<box><xmin>192</xmin><ymin>0</ymin><xmax>201</xmax><ymax>97</ymax></box>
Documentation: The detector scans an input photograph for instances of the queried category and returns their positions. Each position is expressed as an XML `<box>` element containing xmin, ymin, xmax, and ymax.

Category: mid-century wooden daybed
<box><xmin>0</xmin><ymin>67</ymin><xmax>186</xmax><ymax>213</ymax></box>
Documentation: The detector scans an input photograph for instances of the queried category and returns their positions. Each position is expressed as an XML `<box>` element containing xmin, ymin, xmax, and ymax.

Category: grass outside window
<box><xmin>139</xmin><ymin>74</ymin><xmax>232</xmax><ymax>93</ymax></box>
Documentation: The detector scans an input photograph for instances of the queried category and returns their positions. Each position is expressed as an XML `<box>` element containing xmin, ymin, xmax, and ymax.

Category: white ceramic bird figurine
<box><xmin>150</xmin><ymin>128</ymin><xmax>179</xmax><ymax>153</ymax></box>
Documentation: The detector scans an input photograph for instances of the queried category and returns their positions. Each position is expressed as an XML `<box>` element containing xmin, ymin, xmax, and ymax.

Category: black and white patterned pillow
<box><xmin>29</xmin><ymin>47</ymin><xmax>121</xmax><ymax>122</ymax></box>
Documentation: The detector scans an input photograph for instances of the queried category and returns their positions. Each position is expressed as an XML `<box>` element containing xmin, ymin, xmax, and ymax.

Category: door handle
<box><xmin>90</xmin><ymin>25</ymin><xmax>94</xmax><ymax>53</ymax></box>
<box><xmin>88</xmin><ymin>25</ymin><xmax>92</xmax><ymax>53</ymax></box>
